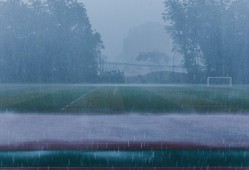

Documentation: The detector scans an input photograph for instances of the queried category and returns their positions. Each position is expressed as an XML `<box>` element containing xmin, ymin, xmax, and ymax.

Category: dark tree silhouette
<box><xmin>0</xmin><ymin>0</ymin><xmax>103</xmax><ymax>83</ymax></box>
<box><xmin>163</xmin><ymin>0</ymin><xmax>249</xmax><ymax>83</ymax></box>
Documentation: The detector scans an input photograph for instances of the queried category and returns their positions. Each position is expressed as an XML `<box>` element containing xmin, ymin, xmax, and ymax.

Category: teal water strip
<box><xmin>0</xmin><ymin>150</ymin><xmax>248</xmax><ymax>167</ymax></box>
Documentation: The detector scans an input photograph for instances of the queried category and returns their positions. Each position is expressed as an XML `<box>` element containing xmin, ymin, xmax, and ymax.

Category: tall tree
<box><xmin>163</xmin><ymin>0</ymin><xmax>249</xmax><ymax>83</ymax></box>
<box><xmin>0</xmin><ymin>0</ymin><xmax>103</xmax><ymax>83</ymax></box>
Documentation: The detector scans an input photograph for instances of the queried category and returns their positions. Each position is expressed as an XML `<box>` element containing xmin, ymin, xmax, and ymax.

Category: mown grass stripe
<box><xmin>0</xmin><ymin>86</ymin><xmax>94</xmax><ymax>113</ymax></box>
<box><xmin>61</xmin><ymin>87</ymin><xmax>99</xmax><ymax>111</ymax></box>
<box><xmin>1</xmin><ymin>85</ymin><xmax>249</xmax><ymax>113</ymax></box>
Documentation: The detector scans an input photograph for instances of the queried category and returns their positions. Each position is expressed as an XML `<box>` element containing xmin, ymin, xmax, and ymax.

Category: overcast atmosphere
<box><xmin>1</xmin><ymin>0</ymin><xmax>248</xmax><ymax>83</ymax></box>
<box><xmin>1</xmin><ymin>1</ymin><xmax>249</xmax><ymax>167</ymax></box>
<box><xmin>81</xmin><ymin>0</ymin><xmax>168</xmax><ymax>61</ymax></box>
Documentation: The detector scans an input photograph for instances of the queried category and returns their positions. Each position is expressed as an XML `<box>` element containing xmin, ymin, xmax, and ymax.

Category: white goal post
<box><xmin>207</xmin><ymin>77</ymin><xmax>232</xmax><ymax>87</ymax></box>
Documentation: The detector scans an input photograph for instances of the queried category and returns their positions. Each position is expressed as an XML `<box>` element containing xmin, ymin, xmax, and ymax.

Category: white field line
<box><xmin>61</xmin><ymin>87</ymin><xmax>99</xmax><ymax>111</ymax></box>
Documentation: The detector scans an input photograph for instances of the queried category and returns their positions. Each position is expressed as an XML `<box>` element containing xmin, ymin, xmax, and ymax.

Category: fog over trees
<box><xmin>0</xmin><ymin>0</ymin><xmax>103</xmax><ymax>83</ymax></box>
<box><xmin>82</xmin><ymin>0</ymin><xmax>165</xmax><ymax>61</ymax></box>
<box><xmin>122</xmin><ymin>22</ymin><xmax>172</xmax><ymax>64</ymax></box>
<box><xmin>164</xmin><ymin>0</ymin><xmax>249</xmax><ymax>83</ymax></box>
<box><xmin>0</xmin><ymin>0</ymin><xmax>249</xmax><ymax>84</ymax></box>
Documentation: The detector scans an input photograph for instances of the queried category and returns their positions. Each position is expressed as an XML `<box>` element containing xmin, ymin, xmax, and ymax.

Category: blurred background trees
<box><xmin>163</xmin><ymin>0</ymin><xmax>249</xmax><ymax>84</ymax></box>
<box><xmin>0</xmin><ymin>0</ymin><xmax>103</xmax><ymax>83</ymax></box>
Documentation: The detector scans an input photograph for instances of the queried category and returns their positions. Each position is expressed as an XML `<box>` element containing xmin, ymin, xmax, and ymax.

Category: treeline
<box><xmin>99</xmin><ymin>70</ymin><xmax>125</xmax><ymax>83</ymax></box>
<box><xmin>164</xmin><ymin>0</ymin><xmax>249</xmax><ymax>84</ymax></box>
<box><xmin>0</xmin><ymin>0</ymin><xmax>103</xmax><ymax>83</ymax></box>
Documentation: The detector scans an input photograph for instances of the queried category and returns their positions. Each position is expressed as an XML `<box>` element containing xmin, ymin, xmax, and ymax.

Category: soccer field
<box><xmin>0</xmin><ymin>84</ymin><xmax>249</xmax><ymax>114</ymax></box>
<box><xmin>1</xmin><ymin>85</ymin><xmax>249</xmax><ymax>168</ymax></box>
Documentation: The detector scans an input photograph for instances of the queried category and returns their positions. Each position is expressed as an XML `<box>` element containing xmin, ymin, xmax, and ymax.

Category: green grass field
<box><xmin>0</xmin><ymin>84</ymin><xmax>249</xmax><ymax>114</ymax></box>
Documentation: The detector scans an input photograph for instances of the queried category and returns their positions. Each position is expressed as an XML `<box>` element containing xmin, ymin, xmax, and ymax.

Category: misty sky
<box><xmin>81</xmin><ymin>0</ymin><xmax>166</xmax><ymax>61</ymax></box>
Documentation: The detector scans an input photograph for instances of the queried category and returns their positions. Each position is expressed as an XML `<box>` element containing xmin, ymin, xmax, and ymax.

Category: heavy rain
<box><xmin>0</xmin><ymin>0</ymin><xmax>249</xmax><ymax>169</ymax></box>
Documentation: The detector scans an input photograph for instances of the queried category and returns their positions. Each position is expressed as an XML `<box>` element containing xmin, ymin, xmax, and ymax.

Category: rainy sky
<box><xmin>81</xmin><ymin>0</ymin><xmax>166</xmax><ymax>61</ymax></box>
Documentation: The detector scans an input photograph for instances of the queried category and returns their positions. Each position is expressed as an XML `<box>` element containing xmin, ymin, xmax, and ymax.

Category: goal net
<box><xmin>207</xmin><ymin>77</ymin><xmax>232</xmax><ymax>87</ymax></box>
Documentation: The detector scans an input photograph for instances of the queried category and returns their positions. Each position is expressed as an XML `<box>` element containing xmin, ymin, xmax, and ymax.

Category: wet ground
<box><xmin>0</xmin><ymin>114</ymin><xmax>248</xmax><ymax>149</ymax></box>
